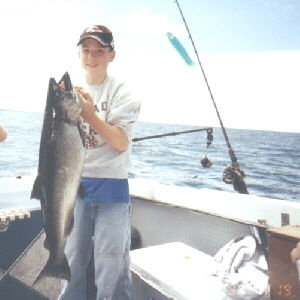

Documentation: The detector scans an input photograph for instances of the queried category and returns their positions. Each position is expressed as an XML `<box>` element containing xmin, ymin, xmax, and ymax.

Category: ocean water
<box><xmin>0</xmin><ymin>109</ymin><xmax>299</xmax><ymax>203</ymax></box>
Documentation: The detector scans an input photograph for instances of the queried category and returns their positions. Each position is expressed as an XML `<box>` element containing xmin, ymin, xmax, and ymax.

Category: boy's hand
<box><xmin>74</xmin><ymin>86</ymin><xmax>97</xmax><ymax>124</ymax></box>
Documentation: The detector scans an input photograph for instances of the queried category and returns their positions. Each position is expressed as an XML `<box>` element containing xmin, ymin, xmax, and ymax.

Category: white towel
<box><xmin>213</xmin><ymin>235</ymin><xmax>269</xmax><ymax>300</ymax></box>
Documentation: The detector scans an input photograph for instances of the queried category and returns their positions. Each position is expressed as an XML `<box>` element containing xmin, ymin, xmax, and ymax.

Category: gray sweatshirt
<box><xmin>81</xmin><ymin>75</ymin><xmax>140</xmax><ymax>179</ymax></box>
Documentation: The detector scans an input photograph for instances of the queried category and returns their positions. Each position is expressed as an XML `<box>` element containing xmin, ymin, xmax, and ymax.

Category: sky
<box><xmin>0</xmin><ymin>0</ymin><xmax>299</xmax><ymax>132</ymax></box>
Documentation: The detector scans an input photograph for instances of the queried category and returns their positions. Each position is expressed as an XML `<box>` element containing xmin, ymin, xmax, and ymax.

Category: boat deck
<box><xmin>0</xmin><ymin>176</ymin><xmax>299</xmax><ymax>299</ymax></box>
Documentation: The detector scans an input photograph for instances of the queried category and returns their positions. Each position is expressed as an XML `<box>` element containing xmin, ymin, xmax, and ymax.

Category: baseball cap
<box><xmin>77</xmin><ymin>25</ymin><xmax>114</xmax><ymax>49</ymax></box>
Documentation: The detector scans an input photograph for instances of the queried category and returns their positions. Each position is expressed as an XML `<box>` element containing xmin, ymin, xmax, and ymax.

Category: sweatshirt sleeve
<box><xmin>106</xmin><ymin>81</ymin><xmax>141</xmax><ymax>140</ymax></box>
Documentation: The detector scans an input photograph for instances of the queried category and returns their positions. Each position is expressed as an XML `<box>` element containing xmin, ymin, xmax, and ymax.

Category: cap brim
<box><xmin>77</xmin><ymin>34</ymin><xmax>108</xmax><ymax>47</ymax></box>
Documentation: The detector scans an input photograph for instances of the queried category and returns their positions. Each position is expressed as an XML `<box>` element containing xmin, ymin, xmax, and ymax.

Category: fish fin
<box><xmin>31</xmin><ymin>177</ymin><xmax>49</xmax><ymax>241</ymax></box>
<box><xmin>44</xmin><ymin>238</ymin><xmax>50</xmax><ymax>250</ymax></box>
<box><xmin>33</xmin><ymin>254</ymin><xmax>71</xmax><ymax>286</ymax></box>
<box><xmin>30</xmin><ymin>176</ymin><xmax>43</xmax><ymax>200</ymax></box>
<box><xmin>31</xmin><ymin>176</ymin><xmax>48</xmax><ymax>222</ymax></box>
<box><xmin>77</xmin><ymin>122</ymin><xmax>86</xmax><ymax>148</ymax></box>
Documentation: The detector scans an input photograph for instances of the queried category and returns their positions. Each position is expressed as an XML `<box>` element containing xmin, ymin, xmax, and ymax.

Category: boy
<box><xmin>58</xmin><ymin>25</ymin><xmax>140</xmax><ymax>300</ymax></box>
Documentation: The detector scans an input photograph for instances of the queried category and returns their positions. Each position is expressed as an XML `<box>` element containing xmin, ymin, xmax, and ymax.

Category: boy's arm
<box><xmin>0</xmin><ymin>125</ymin><xmax>7</xmax><ymax>143</ymax></box>
<box><xmin>76</xmin><ymin>87</ymin><xmax>128</xmax><ymax>152</ymax></box>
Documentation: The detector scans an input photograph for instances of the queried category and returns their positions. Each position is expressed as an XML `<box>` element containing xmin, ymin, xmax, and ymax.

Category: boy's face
<box><xmin>79</xmin><ymin>38</ymin><xmax>115</xmax><ymax>76</ymax></box>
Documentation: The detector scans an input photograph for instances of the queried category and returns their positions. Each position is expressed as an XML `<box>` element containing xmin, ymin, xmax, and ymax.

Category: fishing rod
<box><xmin>173</xmin><ymin>0</ymin><xmax>248</xmax><ymax>194</ymax></box>
<box><xmin>133</xmin><ymin>127</ymin><xmax>214</xmax><ymax>168</ymax></box>
<box><xmin>132</xmin><ymin>127</ymin><xmax>212</xmax><ymax>142</ymax></box>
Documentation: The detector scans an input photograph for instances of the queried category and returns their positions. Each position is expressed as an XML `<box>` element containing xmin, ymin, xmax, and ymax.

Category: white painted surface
<box><xmin>130</xmin><ymin>242</ymin><xmax>224</xmax><ymax>300</ymax></box>
<box><xmin>129</xmin><ymin>178</ymin><xmax>300</xmax><ymax>228</ymax></box>
<box><xmin>1</xmin><ymin>176</ymin><xmax>299</xmax><ymax>227</ymax></box>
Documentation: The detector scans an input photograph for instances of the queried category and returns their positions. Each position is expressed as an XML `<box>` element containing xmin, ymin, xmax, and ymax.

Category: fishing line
<box><xmin>173</xmin><ymin>0</ymin><xmax>248</xmax><ymax>194</ymax></box>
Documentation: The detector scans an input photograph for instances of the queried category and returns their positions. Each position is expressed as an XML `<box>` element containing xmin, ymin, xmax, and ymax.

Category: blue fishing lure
<box><xmin>166</xmin><ymin>32</ymin><xmax>195</xmax><ymax>66</ymax></box>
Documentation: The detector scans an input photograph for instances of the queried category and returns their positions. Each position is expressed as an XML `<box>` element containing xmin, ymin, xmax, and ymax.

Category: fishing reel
<box><xmin>201</xmin><ymin>128</ymin><xmax>213</xmax><ymax>168</ymax></box>
<box><xmin>222</xmin><ymin>163</ymin><xmax>249</xmax><ymax>194</ymax></box>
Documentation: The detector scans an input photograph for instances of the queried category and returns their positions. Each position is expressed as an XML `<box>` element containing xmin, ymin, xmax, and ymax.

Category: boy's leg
<box><xmin>112</xmin><ymin>228</ymin><xmax>132</xmax><ymax>300</ymax></box>
<box><xmin>58</xmin><ymin>197</ymin><xmax>94</xmax><ymax>300</ymax></box>
<box><xmin>93</xmin><ymin>202</ymin><xmax>132</xmax><ymax>300</ymax></box>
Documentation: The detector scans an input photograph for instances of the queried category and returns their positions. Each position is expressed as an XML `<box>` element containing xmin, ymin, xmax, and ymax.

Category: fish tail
<box><xmin>33</xmin><ymin>255</ymin><xmax>71</xmax><ymax>286</ymax></box>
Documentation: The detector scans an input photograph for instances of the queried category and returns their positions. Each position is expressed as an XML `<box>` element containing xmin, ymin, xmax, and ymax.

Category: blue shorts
<box><xmin>80</xmin><ymin>177</ymin><xmax>130</xmax><ymax>203</ymax></box>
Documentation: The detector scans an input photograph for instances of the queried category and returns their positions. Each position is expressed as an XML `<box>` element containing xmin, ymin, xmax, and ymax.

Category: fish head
<box><xmin>54</xmin><ymin>72</ymin><xmax>83</xmax><ymax>123</ymax></box>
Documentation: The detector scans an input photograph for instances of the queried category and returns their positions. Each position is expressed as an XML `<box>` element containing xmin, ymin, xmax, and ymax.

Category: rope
<box><xmin>173</xmin><ymin>0</ymin><xmax>248</xmax><ymax>194</ymax></box>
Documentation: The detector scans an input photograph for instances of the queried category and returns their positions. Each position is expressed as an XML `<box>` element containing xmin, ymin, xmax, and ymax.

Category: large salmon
<box><xmin>31</xmin><ymin>72</ymin><xmax>85</xmax><ymax>283</ymax></box>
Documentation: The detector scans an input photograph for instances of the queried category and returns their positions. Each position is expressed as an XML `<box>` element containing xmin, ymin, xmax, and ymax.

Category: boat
<box><xmin>0</xmin><ymin>2</ymin><xmax>299</xmax><ymax>298</ymax></box>
<box><xmin>0</xmin><ymin>175</ymin><xmax>300</xmax><ymax>300</ymax></box>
